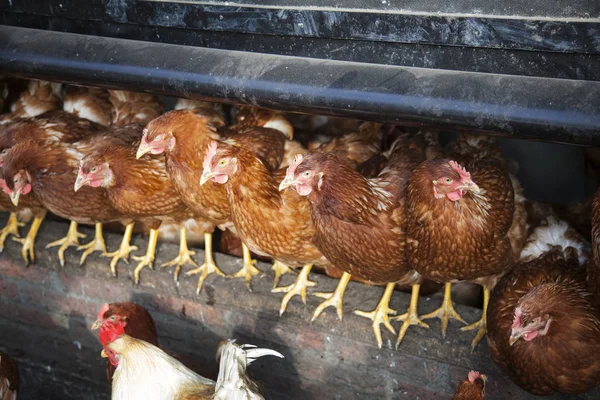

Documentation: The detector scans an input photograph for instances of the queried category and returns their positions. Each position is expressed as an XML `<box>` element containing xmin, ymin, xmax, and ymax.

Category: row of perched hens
<box><xmin>199</xmin><ymin>118</ymin><xmax>383</xmax><ymax>316</ymax></box>
<box><xmin>94</xmin><ymin>303</ymin><xmax>283</xmax><ymax>400</ymax></box>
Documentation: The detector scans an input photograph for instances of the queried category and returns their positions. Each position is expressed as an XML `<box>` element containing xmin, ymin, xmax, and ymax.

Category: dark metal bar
<box><xmin>0</xmin><ymin>26</ymin><xmax>599</xmax><ymax>145</ymax></box>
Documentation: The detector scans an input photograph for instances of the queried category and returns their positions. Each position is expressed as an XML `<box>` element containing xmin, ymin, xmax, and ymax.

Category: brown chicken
<box><xmin>452</xmin><ymin>371</ymin><xmax>487</xmax><ymax>400</ymax></box>
<box><xmin>487</xmin><ymin>216</ymin><xmax>600</xmax><ymax>395</ymax></box>
<box><xmin>108</xmin><ymin>90</ymin><xmax>165</xmax><ymax>127</ymax></box>
<box><xmin>0</xmin><ymin>351</ymin><xmax>18</xmax><ymax>400</ymax></box>
<box><xmin>76</xmin><ymin>139</ymin><xmax>198</xmax><ymax>283</ymax></box>
<box><xmin>406</xmin><ymin>156</ymin><xmax>517</xmax><ymax>350</ymax></box>
<box><xmin>0</xmin><ymin>80</ymin><xmax>64</xmax><ymax>259</ymax></box>
<box><xmin>63</xmin><ymin>85</ymin><xmax>113</xmax><ymax>126</ymax></box>
<box><xmin>591</xmin><ymin>188</ymin><xmax>600</xmax><ymax>305</ymax></box>
<box><xmin>98</xmin><ymin>319</ymin><xmax>283</xmax><ymax>400</ymax></box>
<box><xmin>91</xmin><ymin>302</ymin><xmax>159</xmax><ymax>385</ymax></box>
<box><xmin>138</xmin><ymin>107</ymin><xmax>292</xmax><ymax>292</ymax></box>
<box><xmin>279</xmin><ymin>136</ymin><xmax>426</xmax><ymax>347</ymax></box>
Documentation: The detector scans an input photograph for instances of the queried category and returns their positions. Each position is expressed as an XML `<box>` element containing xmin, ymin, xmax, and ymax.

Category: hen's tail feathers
<box><xmin>520</xmin><ymin>215</ymin><xmax>590</xmax><ymax>265</ymax></box>
<box><xmin>214</xmin><ymin>340</ymin><xmax>284</xmax><ymax>400</ymax></box>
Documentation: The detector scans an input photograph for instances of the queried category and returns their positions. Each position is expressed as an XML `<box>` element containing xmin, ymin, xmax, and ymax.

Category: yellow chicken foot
<box><xmin>103</xmin><ymin>223</ymin><xmax>138</xmax><ymax>276</ymax></box>
<box><xmin>354</xmin><ymin>282</ymin><xmax>397</xmax><ymax>348</ymax></box>
<box><xmin>132</xmin><ymin>228</ymin><xmax>159</xmax><ymax>284</ymax></box>
<box><xmin>185</xmin><ymin>232</ymin><xmax>226</xmax><ymax>293</ymax></box>
<box><xmin>461</xmin><ymin>285</ymin><xmax>490</xmax><ymax>352</ymax></box>
<box><xmin>12</xmin><ymin>215</ymin><xmax>44</xmax><ymax>264</ymax></box>
<box><xmin>392</xmin><ymin>284</ymin><xmax>430</xmax><ymax>349</ymax></box>
<box><xmin>229</xmin><ymin>243</ymin><xmax>261</xmax><ymax>290</ymax></box>
<box><xmin>46</xmin><ymin>221</ymin><xmax>86</xmax><ymax>266</ymax></box>
<box><xmin>422</xmin><ymin>282</ymin><xmax>467</xmax><ymax>338</ymax></box>
<box><xmin>0</xmin><ymin>212</ymin><xmax>25</xmax><ymax>251</ymax></box>
<box><xmin>271</xmin><ymin>260</ymin><xmax>293</xmax><ymax>289</ymax></box>
<box><xmin>161</xmin><ymin>227</ymin><xmax>198</xmax><ymax>284</ymax></box>
<box><xmin>311</xmin><ymin>272</ymin><xmax>351</xmax><ymax>321</ymax></box>
<box><xmin>273</xmin><ymin>264</ymin><xmax>316</xmax><ymax>316</ymax></box>
<box><xmin>77</xmin><ymin>223</ymin><xmax>107</xmax><ymax>266</ymax></box>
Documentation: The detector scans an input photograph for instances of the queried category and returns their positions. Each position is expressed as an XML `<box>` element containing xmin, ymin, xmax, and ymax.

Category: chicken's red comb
<box><xmin>203</xmin><ymin>141</ymin><xmax>219</xmax><ymax>171</ymax></box>
<box><xmin>97</xmin><ymin>303</ymin><xmax>110</xmax><ymax>320</ymax></box>
<box><xmin>468</xmin><ymin>371</ymin><xmax>481</xmax><ymax>383</ymax></box>
<box><xmin>99</xmin><ymin>319</ymin><xmax>125</xmax><ymax>345</ymax></box>
<box><xmin>287</xmin><ymin>154</ymin><xmax>304</xmax><ymax>178</ymax></box>
<box><xmin>449</xmin><ymin>160</ymin><xmax>471</xmax><ymax>181</ymax></box>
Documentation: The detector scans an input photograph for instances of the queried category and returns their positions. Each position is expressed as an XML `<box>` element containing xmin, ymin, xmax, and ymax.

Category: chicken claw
<box><xmin>77</xmin><ymin>223</ymin><xmax>107</xmax><ymax>266</ymax></box>
<box><xmin>460</xmin><ymin>286</ymin><xmax>490</xmax><ymax>352</ymax></box>
<box><xmin>422</xmin><ymin>282</ymin><xmax>467</xmax><ymax>338</ymax></box>
<box><xmin>0</xmin><ymin>212</ymin><xmax>25</xmax><ymax>251</ymax></box>
<box><xmin>185</xmin><ymin>233</ymin><xmax>226</xmax><ymax>294</ymax></box>
<box><xmin>354</xmin><ymin>282</ymin><xmax>397</xmax><ymax>348</ymax></box>
<box><xmin>311</xmin><ymin>272</ymin><xmax>351</xmax><ymax>321</ymax></box>
<box><xmin>161</xmin><ymin>227</ymin><xmax>200</xmax><ymax>284</ymax></box>
<box><xmin>12</xmin><ymin>215</ymin><xmax>44</xmax><ymax>264</ymax></box>
<box><xmin>103</xmin><ymin>223</ymin><xmax>138</xmax><ymax>276</ymax></box>
<box><xmin>392</xmin><ymin>284</ymin><xmax>430</xmax><ymax>349</ymax></box>
<box><xmin>273</xmin><ymin>264</ymin><xmax>315</xmax><ymax>315</ymax></box>
<box><xmin>271</xmin><ymin>260</ymin><xmax>293</xmax><ymax>289</ymax></box>
<box><xmin>46</xmin><ymin>221</ymin><xmax>86</xmax><ymax>266</ymax></box>
<box><xmin>229</xmin><ymin>243</ymin><xmax>261</xmax><ymax>290</ymax></box>
<box><xmin>132</xmin><ymin>228</ymin><xmax>158</xmax><ymax>284</ymax></box>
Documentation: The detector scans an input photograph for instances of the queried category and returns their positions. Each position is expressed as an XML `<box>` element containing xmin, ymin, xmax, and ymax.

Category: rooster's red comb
<box><xmin>203</xmin><ymin>141</ymin><xmax>219</xmax><ymax>171</ymax></box>
<box><xmin>468</xmin><ymin>371</ymin><xmax>481</xmax><ymax>383</ymax></box>
<box><xmin>287</xmin><ymin>154</ymin><xmax>304</xmax><ymax>178</ymax></box>
<box><xmin>449</xmin><ymin>160</ymin><xmax>471</xmax><ymax>181</ymax></box>
<box><xmin>97</xmin><ymin>303</ymin><xmax>110</xmax><ymax>320</ymax></box>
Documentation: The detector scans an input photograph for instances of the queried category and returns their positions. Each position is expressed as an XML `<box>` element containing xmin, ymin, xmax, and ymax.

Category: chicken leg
<box><xmin>273</xmin><ymin>264</ymin><xmax>316</xmax><ymax>315</ymax></box>
<box><xmin>46</xmin><ymin>221</ymin><xmax>86</xmax><ymax>266</ymax></box>
<box><xmin>355</xmin><ymin>282</ymin><xmax>397</xmax><ymax>348</ymax></box>
<box><xmin>422</xmin><ymin>282</ymin><xmax>467</xmax><ymax>338</ymax></box>
<box><xmin>77</xmin><ymin>223</ymin><xmax>107</xmax><ymax>266</ymax></box>
<box><xmin>162</xmin><ymin>227</ymin><xmax>199</xmax><ymax>283</ymax></box>
<box><xmin>12</xmin><ymin>214</ymin><xmax>45</xmax><ymax>264</ymax></box>
<box><xmin>103</xmin><ymin>222</ymin><xmax>138</xmax><ymax>276</ymax></box>
<box><xmin>311</xmin><ymin>272</ymin><xmax>351</xmax><ymax>321</ymax></box>
<box><xmin>271</xmin><ymin>260</ymin><xmax>293</xmax><ymax>289</ymax></box>
<box><xmin>392</xmin><ymin>284</ymin><xmax>430</xmax><ymax>349</ymax></box>
<box><xmin>460</xmin><ymin>285</ymin><xmax>490</xmax><ymax>351</ymax></box>
<box><xmin>186</xmin><ymin>232</ymin><xmax>226</xmax><ymax>294</ymax></box>
<box><xmin>132</xmin><ymin>228</ymin><xmax>159</xmax><ymax>284</ymax></box>
<box><xmin>229</xmin><ymin>243</ymin><xmax>261</xmax><ymax>290</ymax></box>
<box><xmin>0</xmin><ymin>212</ymin><xmax>24</xmax><ymax>251</ymax></box>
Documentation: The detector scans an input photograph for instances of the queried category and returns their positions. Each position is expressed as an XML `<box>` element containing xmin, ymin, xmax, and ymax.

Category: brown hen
<box><xmin>452</xmin><ymin>371</ymin><xmax>486</xmax><ymax>400</ymax></box>
<box><xmin>487</xmin><ymin>216</ymin><xmax>600</xmax><ymax>395</ymax></box>
<box><xmin>280</xmin><ymin>136</ymin><xmax>426</xmax><ymax>347</ymax></box>
<box><xmin>407</xmin><ymin>156</ymin><xmax>516</xmax><ymax>350</ymax></box>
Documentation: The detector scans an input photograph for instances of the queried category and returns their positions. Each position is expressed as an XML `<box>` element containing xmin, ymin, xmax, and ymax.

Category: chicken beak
<box><xmin>9</xmin><ymin>189</ymin><xmax>20</xmax><ymax>206</ymax></box>
<box><xmin>509</xmin><ymin>332</ymin><xmax>521</xmax><ymax>346</ymax></box>
<box><xmin>278</xmin><ymin>176</ymin><xmax>298</xmax><ymax>191</ymax></box>
<box><xmin>200</xmin><ymin>170</ymin><xmax>216</xmax><ymax>186</ymax></box>
<box><xmin>91</xmin><ymin>319</ymin><xmax>102</xmax><ymax>330</ymax></box>
<box><xmin>74</xmin><ymin>173</ymin><xmax>87</xmax><ymax>192</ymax></box>
<box><xmin>136</xmin><ymin>143</ymin><xmax>151</xmax><ymax>160</ymax></box>
<box><xmin>461</xmin><ymin>179</ymin><xmax>481</xmax><ymax>194</ymax></box>
<box><xmin>100</xmin><ymin>349</ymin><xmax>108</xmax><ymax>358</ymax></box>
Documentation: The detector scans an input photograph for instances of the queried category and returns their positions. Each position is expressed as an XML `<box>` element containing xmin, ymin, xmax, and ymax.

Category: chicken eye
<box><xmin>444</xmin><ymin>178</ymin><xmax>453</xmax><ymax>184</ymax></box>
<box><xmin>303</xmin><ymin>171</ymin><xmax>311</xmax><ymax>177</ymax></box>
<box><xmin>218</xmin><ymin>159</ymin><xmax>227</xmax><ymax>166</ymax></box>
<box><xmin>90</xmin><ymin>166</ymin><xmax>98</xmax><ymax>173</ymax></box>
<box><xmin>0</xmin><ymin>149</ymin><xmax>6</xmax><ymax>155</ymax></box>
<box><xmin>154</xmin><ymin>134</ymin><xmax>164</xmax><ymax>142</ymax></box>
<box><xmin>13</xmin><ymin>177</ymin><xmax>19</xmax><ymax>183</ymax></box>
<box><xmin>109</xmin><ymin>315</ymin><xmax>117</xmax><ymax>321</ymax></box>
<box><xmin>529</xmin><ymin>319</ymin><xmax>536</xmax><ymax>325</ymax></box>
